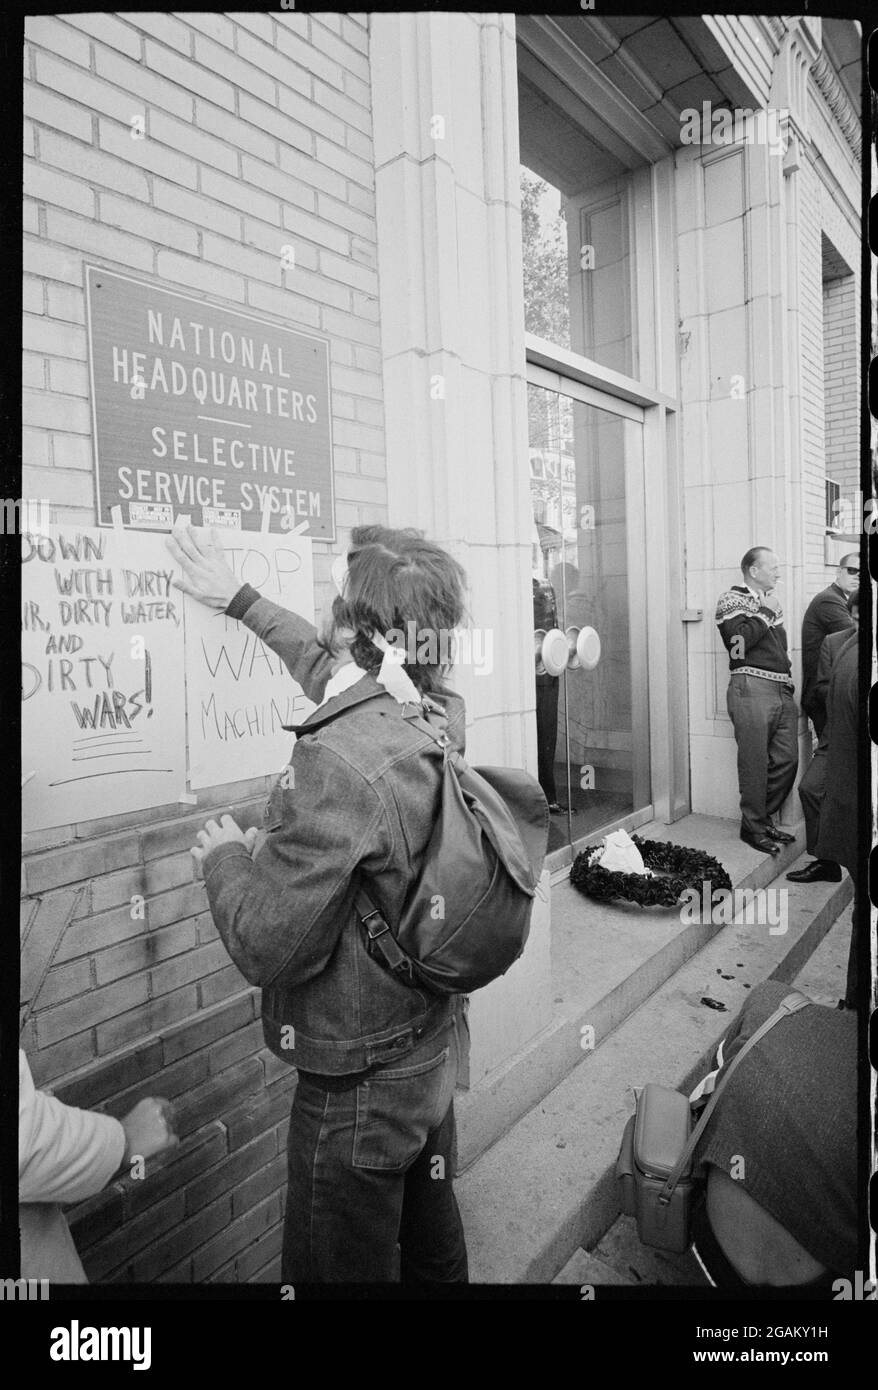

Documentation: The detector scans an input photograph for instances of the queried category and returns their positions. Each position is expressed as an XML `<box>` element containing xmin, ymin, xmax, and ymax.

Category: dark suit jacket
<box><xmin>815</xmin><ymin>632</ymin><xmax>859</xmax><ymax>874</ymax></box>
<box><xmin>811</xmin><ymin>627</ymin><xmax>855</xmax><ymax>750</ymax></box>
<box><xmin>800</xmin><ymin>584</ymin><xmax>854</xmax><ymax>723</ymax></box>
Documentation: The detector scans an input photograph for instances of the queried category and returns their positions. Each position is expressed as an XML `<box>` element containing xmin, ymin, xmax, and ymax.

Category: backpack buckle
<box><xmin>361</xmin><ymin>908</ymin><xmax>389</xmax><ymax>941</ymax></box>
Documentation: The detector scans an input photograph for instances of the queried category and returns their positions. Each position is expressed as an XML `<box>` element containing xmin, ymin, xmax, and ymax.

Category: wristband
<box><xmin>226</xmin><ymin>583</ymin><xmax>262</xmax><ymax>621</ymax></box>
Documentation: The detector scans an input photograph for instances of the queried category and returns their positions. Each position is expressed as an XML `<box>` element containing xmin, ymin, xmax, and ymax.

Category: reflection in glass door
<box><xmin>528</xmin><ymin>381</ymin><xmax>650</xmax><ymax>853</ymax></box>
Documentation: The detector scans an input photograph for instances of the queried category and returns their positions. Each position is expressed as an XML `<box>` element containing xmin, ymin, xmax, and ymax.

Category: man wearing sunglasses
<box><xmin>800</xmin><ymin>555</ymin><xmax>858</xmax><ymax>738</ymax></box>
<box><xmin>788</xmin><ymin>589</ymin><xmax>858</xmax><ymax>886</ymax></box>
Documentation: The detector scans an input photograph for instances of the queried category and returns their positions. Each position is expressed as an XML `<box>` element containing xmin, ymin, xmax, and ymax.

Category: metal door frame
<box><xmin>526</xmin><ymin>360</ymin><xmax>661</xmax><ymax>870</ymax></box>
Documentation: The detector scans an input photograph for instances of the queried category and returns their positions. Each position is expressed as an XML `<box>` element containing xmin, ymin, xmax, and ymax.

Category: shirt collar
<box><xmin>313</xmin><ymin>661</ymin><xmax>367</xmax><ymax>711</ymax></box>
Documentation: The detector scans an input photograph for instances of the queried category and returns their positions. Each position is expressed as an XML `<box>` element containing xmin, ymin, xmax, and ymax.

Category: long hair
<box><xmin>321</xmin><ymin>525</ymin><xmax>468</xmax><ymax>694</ymax></box>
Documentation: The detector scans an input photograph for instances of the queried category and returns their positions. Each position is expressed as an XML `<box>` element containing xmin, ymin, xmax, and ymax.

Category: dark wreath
<box><xmin>570</xmin><ymin>834</ymin><xmax>732</xmax><ymax>908</ymax></box>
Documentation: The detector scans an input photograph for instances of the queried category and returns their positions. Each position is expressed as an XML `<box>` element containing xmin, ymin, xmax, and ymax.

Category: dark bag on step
<box><xmin>615</xmin><ymin>991</ymin><xmax>810</xmax><ymax>1253</ymax></box>
<box><xmin>355</xmin><ymin>696</ymin><xmax>549</xmax><ymax>995</ymax></box>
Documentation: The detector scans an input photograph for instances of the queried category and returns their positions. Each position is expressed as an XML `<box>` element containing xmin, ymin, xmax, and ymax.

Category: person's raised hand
<box><xmin>166</xmin><ymin>524</ymin><xmax>240</xmax><ymax>610</ymax></box>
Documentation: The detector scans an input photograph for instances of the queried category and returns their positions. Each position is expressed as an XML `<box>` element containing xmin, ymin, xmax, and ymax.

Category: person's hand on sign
<box><xmin>167</xmin><ymin>524</ymin><xmax>241</xmax><ymax>611</ymax></box>
<box><xmin>120</xmin><ymin>1097</ymin><xmax>178</xmax><ymax>1168</ymax></box>
<box><xmin>191</xmin><ymin>815</ymin><xmax>259</xmax><ymax>875</ymax></box>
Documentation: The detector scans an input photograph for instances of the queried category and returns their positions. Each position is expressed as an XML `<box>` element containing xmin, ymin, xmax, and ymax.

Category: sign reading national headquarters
<box><xmin>85</xmin><ymin>266</ymin><xmax>335</xmax><ymax>537</ymax></box>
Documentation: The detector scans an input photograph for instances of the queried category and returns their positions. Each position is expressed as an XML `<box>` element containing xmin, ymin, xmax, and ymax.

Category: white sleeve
<box><xmin>18</xmin><ymin>1051</ymin><xmax>126</xmax><ymax>1205</ymax></box>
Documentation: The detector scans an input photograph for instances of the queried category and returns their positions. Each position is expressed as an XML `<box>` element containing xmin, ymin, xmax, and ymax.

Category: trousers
<box><xmin>798</xmin><ymin>744</ymin><xmax>827</xmax><ymax>857</ymax></box>
<box><xmin>535</xmin><ymin>673</ymin><xmax>559</xmax><ymax>804</ymax></box>
<box><xmin>726</xmin><ymin>673</ymin><xmax>799</xmax><ymax>838</ymax></box>
<box><xmin>281</xmin><ymin>1005</ymin><xmax>469</xmax><ymax>1284</ymax></box>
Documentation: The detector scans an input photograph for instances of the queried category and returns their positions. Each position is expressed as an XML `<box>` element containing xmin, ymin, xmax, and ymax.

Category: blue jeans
<box><xmin>281</xmin><ymin>1007</ymin><xmax>469</xmax><ymax>1284</ymax></box>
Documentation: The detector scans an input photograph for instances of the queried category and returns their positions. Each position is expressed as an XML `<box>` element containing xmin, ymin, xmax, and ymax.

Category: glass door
<box><xmin>528</xmin><ymin>378</ymin><xmax>650</xmax><ymax>853</ymax></box>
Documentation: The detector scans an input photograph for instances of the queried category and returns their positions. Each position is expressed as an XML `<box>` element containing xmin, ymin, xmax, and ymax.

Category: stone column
<box><xmin>370</xmin><ymin>12</ymin><xmax>553</xmax><ymax>1084</ymax></box>
<box><xmin>678</xmin><ymin>20</ymin><xmax>818</xmax><ymax>822</ymax></box>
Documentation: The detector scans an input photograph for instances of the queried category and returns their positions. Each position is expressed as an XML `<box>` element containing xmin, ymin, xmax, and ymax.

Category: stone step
<box><xmin>455</xmin><ymin>862</ymin><xmax>852</xmax><ymax>1283</ymax></box>
<box><xmin>554</xmin><ymin>1216</ymin><xmax>709</xmax><ymax>1288</ymax></box>
<box><xmin>457</xmin><ymin>813</ymin><xmax>809</xmax><ymax>1171</ymax></box>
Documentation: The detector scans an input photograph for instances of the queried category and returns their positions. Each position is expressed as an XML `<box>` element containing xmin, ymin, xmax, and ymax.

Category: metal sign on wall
<box><xmin>85</xmin><ymin>265</ymin><xmax>335</xmax><ymax>537</ymax></box>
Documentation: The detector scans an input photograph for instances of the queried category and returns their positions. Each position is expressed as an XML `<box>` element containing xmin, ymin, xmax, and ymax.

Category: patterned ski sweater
<box><xmin>715</xmin><ymin>585</ymin><xmax>792</xmax><ymax>678</ymax></box>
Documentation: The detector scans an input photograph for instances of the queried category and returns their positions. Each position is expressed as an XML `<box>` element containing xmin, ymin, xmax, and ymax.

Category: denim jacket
<box><xmin>202</xmin><ymin>588</ymin><xmax>463</xmax><ymax>1074</ymax></box>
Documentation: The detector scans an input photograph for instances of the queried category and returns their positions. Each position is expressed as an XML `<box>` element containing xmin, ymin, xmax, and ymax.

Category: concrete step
<box><xmin>455</xmin><ymin>860</ymin><xmax>852</xmax><ymax>1283</ymax></box>
<box><xmin>551</xmin><ymin>1246</ymin><xmax>639</xmax><ymax>1287</ymax></box>
<box><xmin>456</xmin><ymin>813</ymin><xmax>810</xmax><ymax>1171</ymax></box>
<box><xmin>554</xmin><ymin>1215</ymin><xmax>709</xmax><ymax>1288</ymax></box>
<box><xmin>790</xmin><ymin>896</ymin><xmax>853</xmax><ymax>1006</ymax></box>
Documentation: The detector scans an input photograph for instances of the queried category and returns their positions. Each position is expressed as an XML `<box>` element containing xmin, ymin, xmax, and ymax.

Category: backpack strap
<box><xmin>657</xmin><ymin>990</ymin><xmax>811</xmax><ymax>1205</ymax></box>
<box><xmin>354</xmin><ymin>886</ymin><xmax>416</xmax><ymax>985</ymax></box>
<box><xmin>400</xmin><ymin>696</ymin><xmax>452</xmax><ymax>758</ymax></box>
<box><xmin>354</xmin><ymin>692</ymin><xmax>455</xmax><ymax>986</ymax></box>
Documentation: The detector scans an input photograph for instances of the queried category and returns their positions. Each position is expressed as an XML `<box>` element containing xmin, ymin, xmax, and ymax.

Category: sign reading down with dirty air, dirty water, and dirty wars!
<box><xmin>85</xmin><ymin>265</ymin><xmax>335</xmax><ymax>537</ymax></box>
<box><xmin>21</xmin><ymin>524</ymin><xmax>188</xmax><ymax>833</ymax></box>
<box><xmin>21</xmin><ymin>525</ymin><xmax>318</xmax><ymax>830</ymax></box>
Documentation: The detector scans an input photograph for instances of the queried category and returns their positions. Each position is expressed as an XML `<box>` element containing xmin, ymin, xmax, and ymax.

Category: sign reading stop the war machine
<box><xmin>85</xmin><ymin>265</ymin><xmax>335</xmax><ymax>537</ymax></box>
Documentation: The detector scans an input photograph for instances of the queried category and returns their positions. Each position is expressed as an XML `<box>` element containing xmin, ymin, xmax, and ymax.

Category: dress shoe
<box><xmin>786</xmin><ymin>859</ymin><xmax>842</xmax><ymax>883</ymax></box>
<box><xmin>739</xmin><ymin>829</ymin><xmax>781</xmax><ymax>855</ymax></box>
<box><xmin>765</xmin><ymin>821</ymin><xmax>795</xmax><ymax>844</ymax></box>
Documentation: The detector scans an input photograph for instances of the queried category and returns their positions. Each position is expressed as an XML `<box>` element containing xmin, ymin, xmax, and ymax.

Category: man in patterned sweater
<box><xmin>715</xmin><ymin>547</ymin><xmax>799</xmax><ymax>855</ymax></box>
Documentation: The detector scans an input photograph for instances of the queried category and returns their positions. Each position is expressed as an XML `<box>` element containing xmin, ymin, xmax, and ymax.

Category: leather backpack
<box><xmin>615</xmin><ymin>991</ymin><xmax>811</xmax><ymax>1253</ymax></box>
<box><xmin>355</xmin><ymin>696</ymin><xmax>549</xmax><ymax>995</ymax></box>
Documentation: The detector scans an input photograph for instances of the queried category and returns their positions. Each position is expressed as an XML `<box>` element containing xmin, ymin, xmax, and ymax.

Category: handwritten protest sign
<box><xmin>85</xmin><ymin>265</ymin><xmax>334</xmax><ymax>537</ymax></box>
<box><xmin>183</xmin><ymin>529</ymin><xmax>317</xmax><ymax>788</ymax></box>
<box><xmin>21</xmin><ymin>526</ymin><xmax>187</xmax><ymax>832</ymax></box>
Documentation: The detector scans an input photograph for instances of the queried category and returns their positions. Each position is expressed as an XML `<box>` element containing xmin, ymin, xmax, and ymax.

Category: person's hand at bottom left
<box><xmin>120</xmin><ymin>1097</ymin><xmax>178</xmax><ymax>1168</ymax></box>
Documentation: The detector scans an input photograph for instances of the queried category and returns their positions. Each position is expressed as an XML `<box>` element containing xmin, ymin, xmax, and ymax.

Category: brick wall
<box><xmin>21</xmin><ymin>10</ymin><xmax>384</xmax><ymax>1283</ymax></box>
<box><xmin>822</xmin><ymin>272</ymin><xmax>858</xmax><ymax>504</ymax></box>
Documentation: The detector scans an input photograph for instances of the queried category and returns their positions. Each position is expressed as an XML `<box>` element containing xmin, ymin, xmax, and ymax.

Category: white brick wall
<box><xmin>823</xmin><ymin>274</ymin><xmax>859</xmax><ymax>502</ymax></box>
<box><xmin>22</xmin><ymin>11</ymin><xmax>386</xmax><ymax>540</ymax></box>
<box><xmin>798</xmin><ymin>161</ymin><xmax>827</xmax><ymax>600</ymax></box>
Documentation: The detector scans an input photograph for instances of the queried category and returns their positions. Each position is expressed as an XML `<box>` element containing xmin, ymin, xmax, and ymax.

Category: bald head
<box><xmin>741</xmin><ymin>548</ymin><xmax>780</xmax><ymax>594</ymax></box>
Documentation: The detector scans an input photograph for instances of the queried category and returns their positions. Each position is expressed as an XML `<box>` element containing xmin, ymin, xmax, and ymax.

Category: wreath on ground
<box><xmin>570</xmin><ymin>835</ymin><xmax>732</xmax><ymax>908</ymax></box>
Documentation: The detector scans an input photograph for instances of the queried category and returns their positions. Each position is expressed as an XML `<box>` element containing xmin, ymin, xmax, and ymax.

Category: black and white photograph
<box><xmin>2</xmin><ymin>0</ymin><xmax>874</xmax><ymax>1353</ymax></box>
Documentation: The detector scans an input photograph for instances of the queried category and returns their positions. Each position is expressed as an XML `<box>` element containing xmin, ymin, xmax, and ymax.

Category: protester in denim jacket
<box><xmin>168</xmin><ymin>523</ymin><xmax>470</xmax><ymax>1285</ymax></box>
